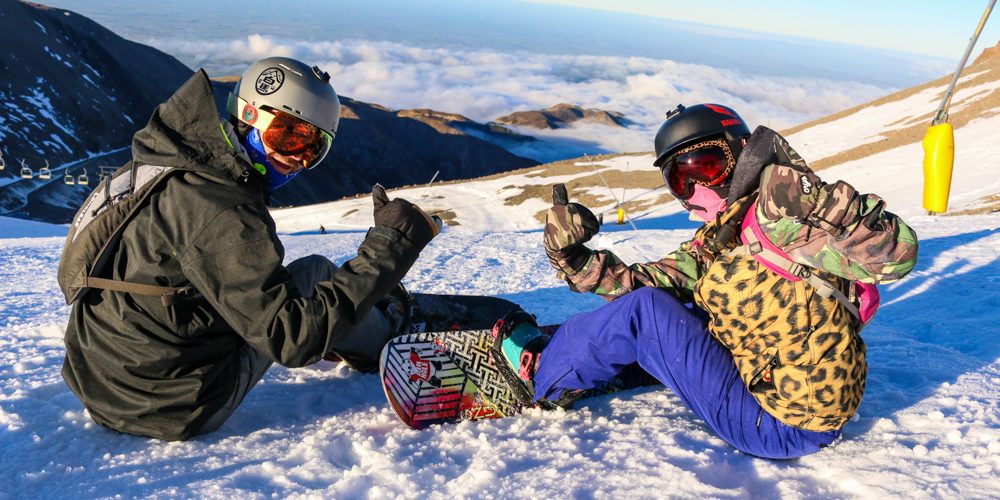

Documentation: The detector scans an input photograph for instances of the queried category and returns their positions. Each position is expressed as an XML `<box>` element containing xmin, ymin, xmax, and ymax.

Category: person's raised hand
<box><xmin>372</xmin><ymin>184</ymin><xmax>440</xmax><ymax>248</ymax></box>
<box><xmin>544</xmin><ymin>183</ymin><xmax>600</xmax><ymax>254</ymax></box>
<box><xmin>543</xmin><ymin>183</ymin><xmax>599</xmax><ymax>273</ymax></box>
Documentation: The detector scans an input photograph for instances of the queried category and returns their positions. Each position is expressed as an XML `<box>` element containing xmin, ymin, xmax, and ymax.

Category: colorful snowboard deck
<box><xmin>379</xmin><ymin>329</ymin><xmax>522</xmax><ymax>429</ymax></box>
<box><xmin>379</xmin><ymin>327</ymin><xmax>660</xmax><ymax>429</ymax></box>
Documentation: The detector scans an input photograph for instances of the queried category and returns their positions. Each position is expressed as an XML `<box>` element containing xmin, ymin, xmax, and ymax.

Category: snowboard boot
<box><xmin>493</xmin><ymin>310</ymin><xmax>547</xmax><ymax>383</ymax></box>
<box><xmin>489</xmin><ymin>309</ymin><xmax>574</xmax><ymax>410</ymax></box>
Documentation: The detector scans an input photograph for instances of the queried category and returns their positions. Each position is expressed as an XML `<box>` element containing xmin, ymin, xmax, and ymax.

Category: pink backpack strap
<box><xmin>730</xmin><ymin>205</ymin><xmax>875</xmax><ymax>323</ymax></box>
<box><xmin>739</xmin><ymin>208</ymin><xmax>801</xmax><ymax>281</ymax></box>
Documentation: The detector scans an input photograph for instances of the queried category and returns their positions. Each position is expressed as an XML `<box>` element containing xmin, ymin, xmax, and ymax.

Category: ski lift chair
<box><xmin>20</xmin><ymin>160</ymin><xmax>32</xmax><ymax>179</ymax></box>
<box><xmin>39</xmin><ymin>160</ymin><xmax>51</xmax><ymax>179</ymax></box>
<box><xmin>64</xmin><ymin>171</ymin><xmax>75</xmax><ymax>185</ymax></box>
<box><xmin>77</xmin><ymin>172</ymin><xmax>89</xmax><ymax>185</ymax></box>
<box><xmin>97</xmin><ymin>165</ymin><xmax>116</xmax><ymax>182</ymax></box>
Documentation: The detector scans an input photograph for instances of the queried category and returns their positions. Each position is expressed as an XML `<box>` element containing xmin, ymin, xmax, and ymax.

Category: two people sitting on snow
<box><xmin>494</xmin><ymin>103</ymin><xmax>919</xmax><ymax>459</ymax></box>
<box><xmin>59</xmin><ymin>54</ymin><xmax>918</xmax><ymax>458</ymax></box>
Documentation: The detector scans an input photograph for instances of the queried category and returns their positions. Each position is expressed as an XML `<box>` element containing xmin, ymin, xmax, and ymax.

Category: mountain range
<box><xmin>0</xmin><ymin>0</ymin><xmax>549</xmax><ymax>222</ymax></box>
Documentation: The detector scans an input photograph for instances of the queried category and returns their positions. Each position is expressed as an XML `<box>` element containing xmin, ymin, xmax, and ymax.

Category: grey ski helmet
<box><xmin>652</xmin><ymin>103</ymin><xmax>750</xmax><ymax>167</ymax></box>
<box><xmin>227</xmin><ymin>57</ymin><xmax>341</xmax><ymax>139</ymax></box>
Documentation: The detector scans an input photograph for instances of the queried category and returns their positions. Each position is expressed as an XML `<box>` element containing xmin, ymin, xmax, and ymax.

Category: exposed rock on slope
<box><xmin>495</xmin><ymin>103</ymin><xmax>632</xmax><ymax>129</ymax></box>
<box><xmin>973</xmin><ymin>40</ymin><xmax>1000</xmax><ymax>66</ymax></box>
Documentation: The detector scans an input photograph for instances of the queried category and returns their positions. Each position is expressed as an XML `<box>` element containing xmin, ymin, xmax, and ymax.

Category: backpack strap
<box><xmin>83</xmin><ymin>277</ymin><xmax>198</xmax><ymax>307</ymax></box>
<box><xmin>733</xmin><ymin>226</ymin><xmax>861</xmax><ymax>320</ymax></box>
<box><xmin>726</xmin><ymin>200</ymin><xmax>863</xmax><ymax>321</ymax></box>
<box><xmin>59</xmin><ymin>163</ymin><xmax>204</xmax><ymax>307</ymax></box>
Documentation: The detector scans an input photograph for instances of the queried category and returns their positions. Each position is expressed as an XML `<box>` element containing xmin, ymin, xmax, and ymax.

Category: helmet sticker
<box><xmin>704</xmin><ymin>104</ymin><xmax>736</xmax><ymax>117</ymax></box>
<box><xmin>242</xmin><ymin>104</ymin><xmax>258</xmax><ymax>124</ymax></box>
<box><xmin>255</xmin><ymin>67</ymin><xmax>284</xmax><ymax>95</ymax></box>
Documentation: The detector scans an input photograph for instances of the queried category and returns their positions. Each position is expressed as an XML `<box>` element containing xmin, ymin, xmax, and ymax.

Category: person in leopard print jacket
<box><xmin>511</xmin><ymin>103</ymin><xmax>918</xmax><ymax>459</ymax></box>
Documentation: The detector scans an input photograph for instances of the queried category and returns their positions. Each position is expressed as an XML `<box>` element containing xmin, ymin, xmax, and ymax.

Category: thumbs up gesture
<box><xmin>544</xmin><ymin>183</ymin><xmax>599</xmax><ymax>274</ymax></box>
<box><xmin>372</xmin><ymin>184</ymin><xmax>440</xmax><ymax>249</ymax></box>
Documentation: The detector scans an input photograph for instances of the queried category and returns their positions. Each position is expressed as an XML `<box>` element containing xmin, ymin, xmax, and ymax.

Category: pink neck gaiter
<box><xmin>685</xmin><ymin>184</ymin><xmax>728</xmax><ymax>222</ymax></box>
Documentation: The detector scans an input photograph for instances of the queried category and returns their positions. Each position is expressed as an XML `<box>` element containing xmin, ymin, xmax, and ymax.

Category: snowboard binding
<box><xmin>489</xmin><ymin>309</ymin><xmax>566</xmax><ymax>410</ymax></box>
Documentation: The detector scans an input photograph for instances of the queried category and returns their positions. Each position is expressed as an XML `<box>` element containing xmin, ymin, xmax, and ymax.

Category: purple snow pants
<box><xmin>533</xmin><ymin>287</ymin><xmax>841</xmax><ymax>459</ymax></box>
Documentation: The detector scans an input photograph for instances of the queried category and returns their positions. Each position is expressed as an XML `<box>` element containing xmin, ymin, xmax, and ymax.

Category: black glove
<box><xmin>372</xmin><ymin>184</ymin><xmax>439</xmax><ymax>248</ymax></box>
<box><xmin>544</xmin><ymin>184</ymin><xmax>599</xmax><ymax>273</ymax></box>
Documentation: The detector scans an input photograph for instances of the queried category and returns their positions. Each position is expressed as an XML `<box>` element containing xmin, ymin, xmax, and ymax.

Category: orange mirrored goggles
<box><xmin>235</xmin><ymin>96</ymin><xmax>334</xmax><ymax>169</ymax></box>
<box><xmin>260</xmin><ymin>111</ymin><xmax>333</xmax><ymax>169</ymax></box>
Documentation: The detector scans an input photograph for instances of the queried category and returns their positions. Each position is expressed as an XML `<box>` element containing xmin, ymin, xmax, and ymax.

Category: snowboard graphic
<box><xmin>380</xmin><ymin>328</ymin><xmax>523</xmax><ymax>429</ymax></box>
<box><xmin>380</xmin><ymin>326</ymin><xmax>660</xmax><ymax>429</ymax></box>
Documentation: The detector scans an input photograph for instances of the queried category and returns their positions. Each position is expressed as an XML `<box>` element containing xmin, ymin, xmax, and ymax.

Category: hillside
<box><xmin>0</xmin><ymin>0</ymin><xmax>191</xmax><ymax>165</ymax></box>
<box><xmin>0</xmin><ymin>0</ymin><xmax>192</xmax><ymax>219</ymax></box>
<box><xmin>783</xmin><ymin>40</ymin><xmax>1000</xmax><ymax>173</ymax></box>
<box><xmin>496</xmin><ymin>103</ymin><xmax>633</xmax><ymax>129</ymax></box>
<box><xmin>0</xmin><ymin>2</ymin><xmax>542</xmax><ymax>223</ymax></box>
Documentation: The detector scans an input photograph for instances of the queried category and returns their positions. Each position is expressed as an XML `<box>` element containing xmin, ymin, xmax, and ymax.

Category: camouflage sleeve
<box><xmin>757</xmin><ymin>164</ymin><xmax>918</xmax><ymax>283</ymax></box>
<box><xmin>558</xmin><ymin>242</ymin><xmax>702</xmax><ymax>302</ymax></box>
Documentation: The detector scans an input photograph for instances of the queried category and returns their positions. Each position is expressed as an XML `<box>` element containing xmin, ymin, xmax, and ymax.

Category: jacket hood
<box><xmin>131</xmin><ymin>70</ymin><xmax>251</xmax><ymax>182</ymax></box>
<box><xmin>726</xmin><ymin>126</ymin><xmax>807</xmax><ymax>205</ymax></box>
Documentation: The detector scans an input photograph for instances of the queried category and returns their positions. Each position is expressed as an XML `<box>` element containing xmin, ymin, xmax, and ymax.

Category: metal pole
<box><xmin>420</xmin><ymin>170</ymin><xmax>441</xmax><ymax>201</ymax></box>
<box><xmin>583</xmin><ymin>154</ymin><xmax>639</xmax><ymax>231</ymax></box>
<box><xmin>932</xmin><ymin>0</ymin><xmax>996</xmax><ymax>125</ymax></box>
<box><xmin>426</xmin><ymin>170</ymin><xmax>440</xmax><ymax>187</ymax></box>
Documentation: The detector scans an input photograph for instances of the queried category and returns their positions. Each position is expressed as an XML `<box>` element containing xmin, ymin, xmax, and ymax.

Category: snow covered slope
<box><xmin>2</xmin><ymin>48</ymin><xmax>1000</xmax><ymax>499</ymax></box>
<box><xmin>270</xmin><ymin>50</ymin><xmax>1000</xmax><ymax>235</ymax></box>
<box><xmin>2</xmin><ymin>211</ymin><xmax>998</xmax><ymax>498</ymax></box>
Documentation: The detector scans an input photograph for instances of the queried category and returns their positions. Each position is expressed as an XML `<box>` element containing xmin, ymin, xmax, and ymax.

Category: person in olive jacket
<box><xmin>61</xmin><ymin>57</ymin><xmax>440</xmax><ymax>441</ymax></box>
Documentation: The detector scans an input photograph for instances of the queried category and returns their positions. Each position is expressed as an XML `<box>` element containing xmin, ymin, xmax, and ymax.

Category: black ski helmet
<box><xmin>652</xmin><ymin>104</ymin><xmax>751</xmax><ymax>167</ymax></box>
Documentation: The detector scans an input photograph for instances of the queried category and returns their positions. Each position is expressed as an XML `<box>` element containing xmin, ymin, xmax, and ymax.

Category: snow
<box><xmin>22</xmin><ymin>87</ymin><xmax>76</xmax><ymax>138</ymax></box>
<box><xmin>2</xmin><ymin>56</ymin><xmax>1000</xmax><ymax>498</ymax></box>
<box><xmin>271</xmin><ymin>155</ymin><xmax>674</xmax><ymax>236</ymax></box>
<box><xmin>44</xmin><ymin>45</ymin><xmax>62</xmax><ymax>62</ymax></box>
<box><xmin>0</xmin><ymin>216</ymin><xmax>67</xmax><ymax>238</ymax></box>
<box><xmin>80</xmin><ymin>60</ymin><xmax>102</xmax><ymax>78</ymax></box>
<box><xmin>2</xmin><ymin>205</ymin><xmax>998</xmax><ymax>497</ymax></box>
<box><xmin>788</xmin><ymin>70</ymin><xmax>1000</xmax><ymax>164</ymax></box>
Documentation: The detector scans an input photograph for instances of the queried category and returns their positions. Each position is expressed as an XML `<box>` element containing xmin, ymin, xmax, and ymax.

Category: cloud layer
<box><xmin>148</xmin><ymin>35</ymin><xmax>893</xmax><ymax>154</ymax></box>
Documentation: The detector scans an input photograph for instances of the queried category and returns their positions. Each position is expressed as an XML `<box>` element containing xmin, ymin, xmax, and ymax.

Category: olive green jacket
<box><xmin>62</xmin><ymin>71</ymin><xmax>422</xmax><ymax>440</ymax></box>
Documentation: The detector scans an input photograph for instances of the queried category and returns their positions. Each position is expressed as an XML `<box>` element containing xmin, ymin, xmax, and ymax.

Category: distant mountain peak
<box><xmin>399</xmin><ymin>108</ymin><xmax>472</xmax><ymax>124</ymax></box>
<box><xmin>395</xmin><ymin>108</ymin><xmax>534</xmax><ymax>142</ymax></box>
<box><xmin>495</xmin><ymin>103</ymin><xmax>633</xmax><ymax>129</ymax></box>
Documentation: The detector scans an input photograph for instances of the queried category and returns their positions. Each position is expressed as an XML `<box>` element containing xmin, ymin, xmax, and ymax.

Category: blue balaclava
<box><xmin>244</xmin><ymin>127</ymin><xmax>300</xmax><ymax>192</ymax></box>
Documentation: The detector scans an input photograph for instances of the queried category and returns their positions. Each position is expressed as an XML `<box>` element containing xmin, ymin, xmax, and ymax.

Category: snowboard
<box><xmin>379</xmin><ymin>326</ymin><xmax>659</xmax><ymax>429</ymax></box>
<box><xmin>406</xmin><ymin>293</ymin><xmax>524</xmax><ymax>333</ymax></box>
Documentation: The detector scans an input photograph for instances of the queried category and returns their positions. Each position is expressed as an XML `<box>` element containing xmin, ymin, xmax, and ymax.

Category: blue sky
<box><xmin>526</xmin><ymin>0</ymin><xmax>1000</xmax><ymax>59</ymax></box>
<box><xmin>43</xmin><ymin>0</ymin><xmax>959</xmax><ymax>86</ymax></box>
